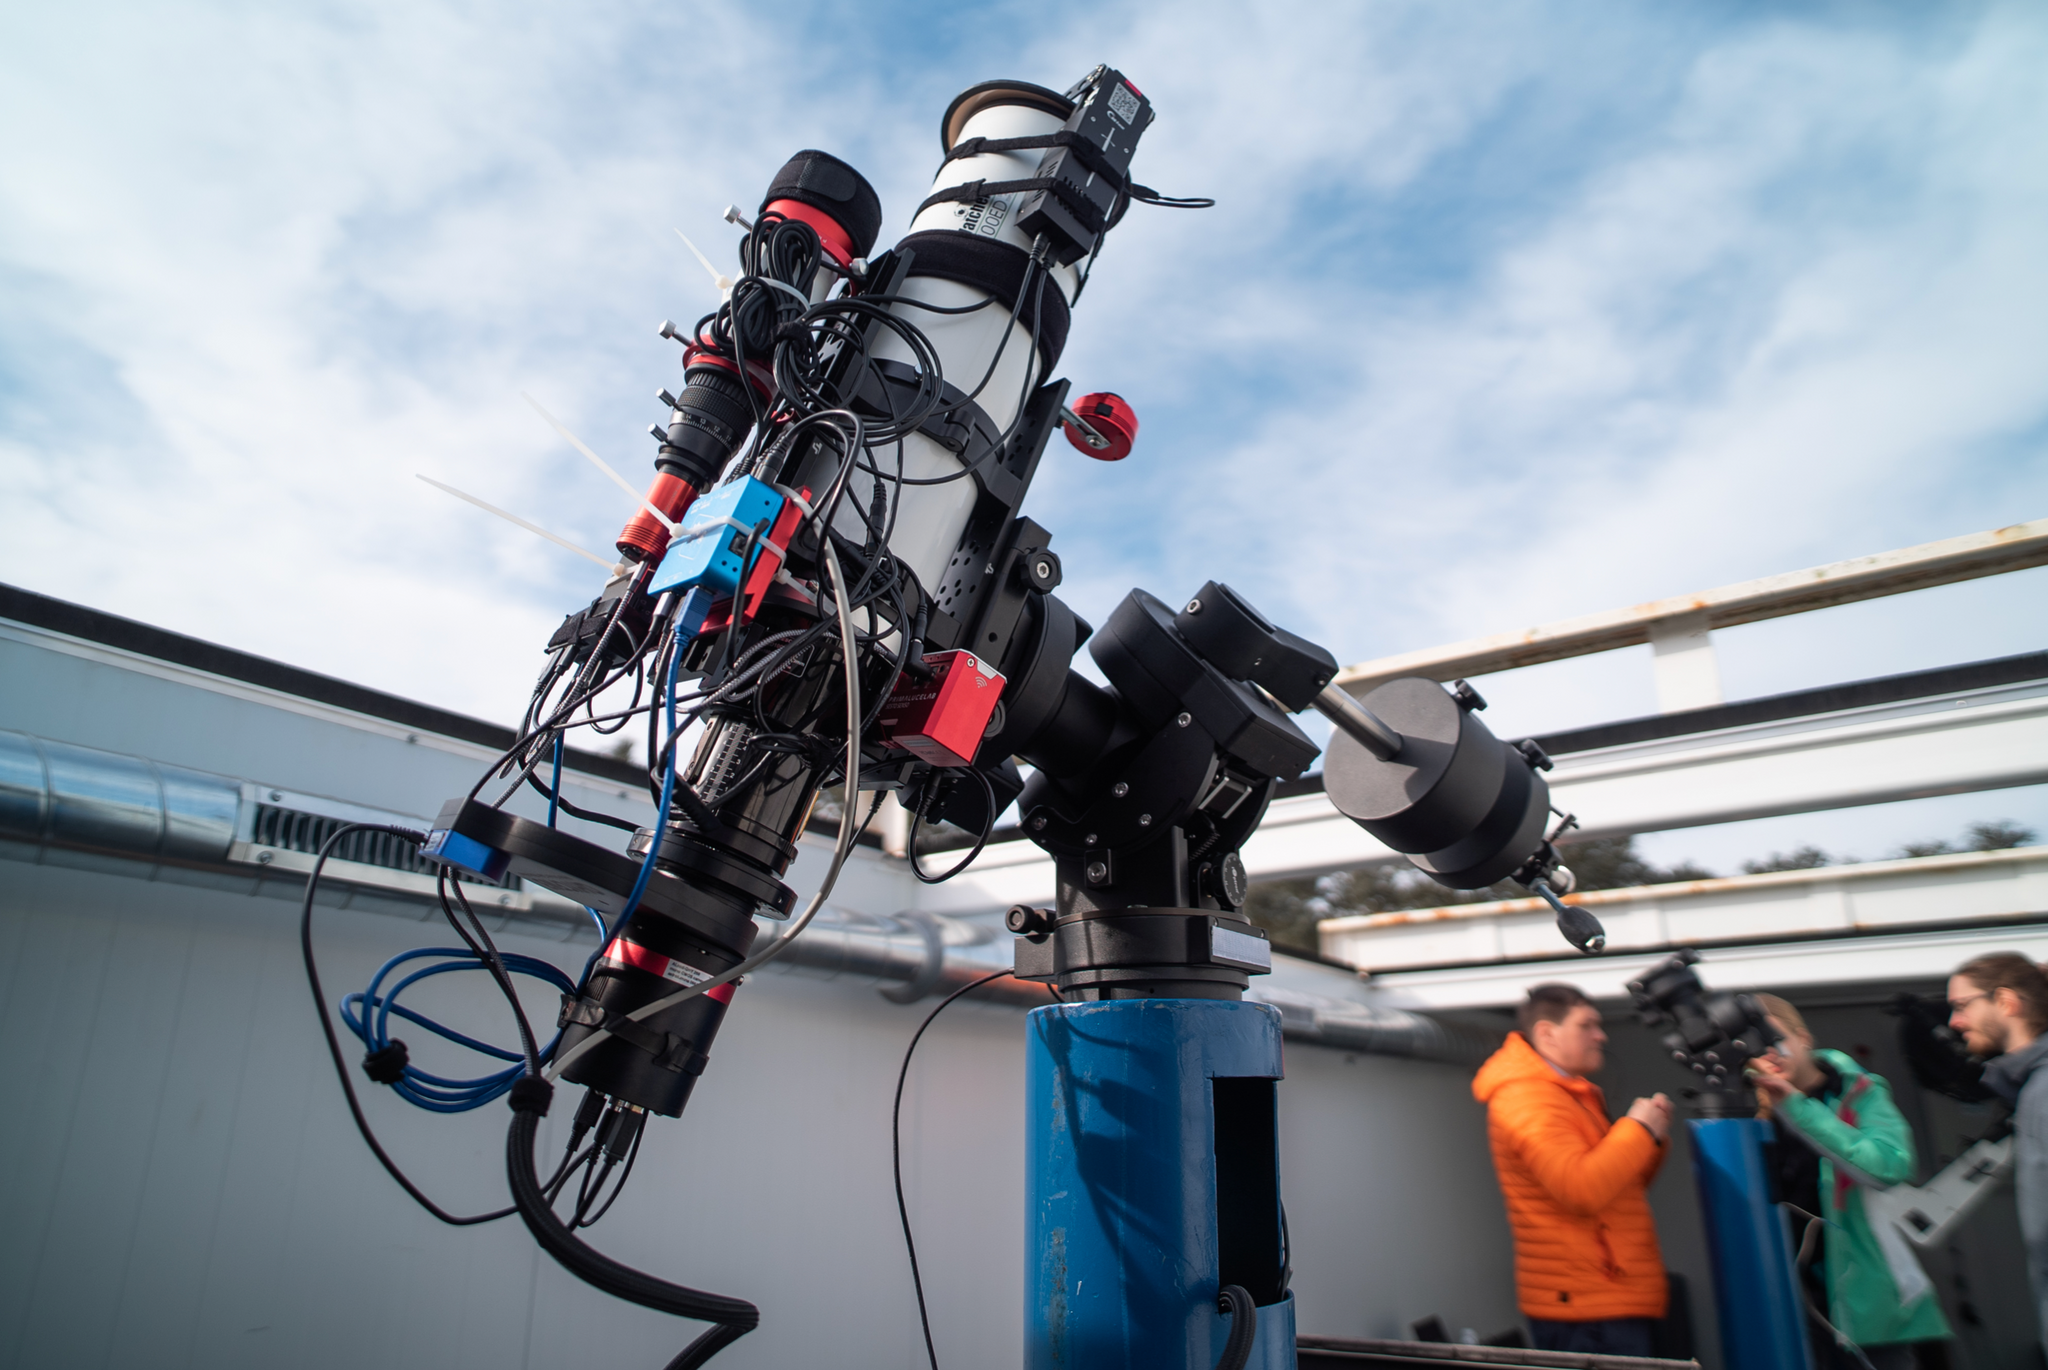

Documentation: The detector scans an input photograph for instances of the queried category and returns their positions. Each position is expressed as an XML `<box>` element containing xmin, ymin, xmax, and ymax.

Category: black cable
<box><xmin>891</xmin><ymin>968</ymin><xmax>1012</xmax><ymax>1370</ymax></box>
<box><xmin>907</xmin><ymin>768</ymin><xmax>998</xmax><ymax>885</ymax></box>
<box><xmin>523</xmin><ymin>771</ymin><xmax>642</xmax><ymax>831</ymax></box>
<box><xmin>578</xmin><ymin>1120</ymin><xmax>644</xmax><ymax>1228</ymax></box>
<box><xmin>299</xmin><ymin>822</ymin><xmax>515</xmax><ymax>1225</ymax></box>
<box><xmin>890</xmin><ymin>243</ymin><xmax>1050</xmax><ymax>488</ymax></box>
<box><xmin>1214</xmin><ymin>1285</ymin><xmax>1257</xmax><ymax>1370</ymax></box>
<box><xmin>506</xmin><ymin>1098</ymin><xmax>756</xmax><ymax>1370</ymax></box>
<box><xmin>444</xmin><ymin>875</ymin><xmax>541</xmax><ymax>1071</ymax></box>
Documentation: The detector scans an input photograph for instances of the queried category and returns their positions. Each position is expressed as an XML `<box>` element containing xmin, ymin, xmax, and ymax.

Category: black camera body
<box><xmin>1628</xmin><ymin>949</ymin><xmax>1782</xmax><ymax>1117</ymax></box>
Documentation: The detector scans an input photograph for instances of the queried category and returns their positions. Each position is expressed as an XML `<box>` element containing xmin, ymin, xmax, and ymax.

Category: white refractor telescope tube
<box><xmin>800</xmin><ymin>92</ymin><xmax>1084</xmax><ymax>599</ymax></box>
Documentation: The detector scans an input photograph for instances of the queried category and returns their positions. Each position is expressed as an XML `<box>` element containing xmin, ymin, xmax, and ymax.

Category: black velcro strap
<box><xmin>943</xmin><ymin>130</ymin><xmax>1121</xmax><ymax>184</ymax></box>
<box><xmin>561</xmin><ymin>995</ymin><xmax>707</xmax><ymax>1074</ymax></box>
<box><xmin>599</xmin><ymin>1011</ymin><xmax>705</xmax><ymax>1076</ymax></box>
<box><xmin>893</xmin><ymin>231</ymin><xmax>1072</xmax><ymax>374</ymax></box>
<box><xmin>945</xmin><ymin>132</ymin><xmax>1064</xmax><ymax>162</ymax></box>
<box><xmin>508</xmin><ymin>1075</ymin><xmax>553</xmax><ymax>1116</ymax></box>
<box><xmin>361</xmin><ymin>1041</ymin><xmax>409</xmax><ymax>1085</ymax></box>
<box><xmin>597</xmin><ymin>1011</ymin><xmax>667</xmax><ymax>1059</ymax></box>
<box><xmin>915</xmin><ymin>177</ymin><xmax>1109</xmax><ymax>236</ymax></box>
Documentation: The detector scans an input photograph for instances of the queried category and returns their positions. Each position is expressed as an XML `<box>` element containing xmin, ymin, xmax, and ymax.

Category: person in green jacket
<box><xmin>1748</xmin><ymin>994</ymin><xmax>1951</xmax><ymax>1370</ymax></box>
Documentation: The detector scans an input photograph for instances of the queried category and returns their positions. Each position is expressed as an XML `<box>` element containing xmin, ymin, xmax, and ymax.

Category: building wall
<box><xmin>0</xmin><ymin>619</ymin><xmax>1519</xmax><ymax>1369</ymax></box>
<box><xmin>0</xmin><ymin>859</ymin><xmax>1519</xmax><ymax>1369</ymax></box>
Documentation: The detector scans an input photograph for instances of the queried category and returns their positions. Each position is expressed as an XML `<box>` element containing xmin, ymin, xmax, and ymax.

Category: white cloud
<box><xmin>2</xmin><ymin>0</ymin><xmax>2042</xmax><ymax>759</ymax></box>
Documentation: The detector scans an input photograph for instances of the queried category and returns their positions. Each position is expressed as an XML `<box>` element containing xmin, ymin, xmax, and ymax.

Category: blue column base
<box><xmin>1688</xmin><ymin>1116</ymin><xmax>1814</xmax><ymax>1370</ymax></box>
<box><xmin>1025</xmin><ymin>998</ymin><xmax>1290</xmax><ymax>1370</ymax></box>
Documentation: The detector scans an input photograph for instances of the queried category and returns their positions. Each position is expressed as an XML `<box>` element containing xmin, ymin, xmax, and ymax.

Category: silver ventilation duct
<box><xmin>0</xmin><ymin>730</ymin><xmax>238</xmax><ymax>864</ymax></box>
<box><xmin>0</xmin><ymin>728</ymin><xmax>1484</xmax><ymax>1063</ymax></box>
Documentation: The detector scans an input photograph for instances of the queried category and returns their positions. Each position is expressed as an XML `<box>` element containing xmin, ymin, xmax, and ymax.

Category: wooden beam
<box><xmin>1333</xmin><ymin>518</ymin><xmax>2048</xmax><ymax>695</ymax></box>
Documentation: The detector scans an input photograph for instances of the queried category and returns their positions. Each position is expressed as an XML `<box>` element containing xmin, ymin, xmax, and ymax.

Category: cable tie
<box><xmin>756</xmin><ymin>277</ymin><xmax>811</xmax><ymax>309</ymax></box>
<box><xmin>675</xmin><ymin>514</ymin><xmax>760</xmax><ymax>544</ymax></box>
<box><xmin>770</xmin><ymin>484</ymin><xmax>816</xmax><ymax>519</ymax></box>
<box><xmin>508</xmin><ymin>1075</ymin><xmax>554</xmax><ymax>1116</ymax></box>
<box><xmin>362</xmin><ymin>1040</ymin><xmax>410</xmax><ymax>1085</ymax></box>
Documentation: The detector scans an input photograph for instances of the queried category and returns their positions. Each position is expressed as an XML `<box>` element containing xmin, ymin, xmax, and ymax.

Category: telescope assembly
<box><xmin>305</xmin><ymin>65</ymin><xmax>1603</xmax><ymax>1370</ymax></box>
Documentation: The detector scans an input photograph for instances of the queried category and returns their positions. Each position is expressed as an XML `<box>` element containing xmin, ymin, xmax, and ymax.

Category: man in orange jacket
<box><xmin>1473</xmin><ymin>983</ymin><xmax>1674</xmax><ymax>1356</ymax></box>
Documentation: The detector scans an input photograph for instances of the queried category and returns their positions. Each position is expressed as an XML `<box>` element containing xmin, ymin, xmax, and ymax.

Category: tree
<box><xmin>1244</xmin><ymin>835</ymin><xmax>1716</xmax><ymax>955</ymax></box>
<box><xmin>1967</xmin><ymin>820</ymin><xmax>2037</xmax><ymax>851</ymax></box>
<box><xmin>1743</xmin><ymin>845</ymin><xmax>1832</xmax><ymax>874</ymax></box>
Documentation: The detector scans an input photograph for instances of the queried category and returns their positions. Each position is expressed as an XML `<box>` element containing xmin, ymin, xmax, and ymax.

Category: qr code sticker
<box><xmin>1108</xmin><ymin>83</ymin><xmax>1140</xmax><ymax>126</ymax></box>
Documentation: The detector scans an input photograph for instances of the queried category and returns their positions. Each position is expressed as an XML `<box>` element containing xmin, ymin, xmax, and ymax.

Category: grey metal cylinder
<box><xmin>0</xmin><ymin>730</ymin><xmax>238</xmax><ymax>863</ymax></box>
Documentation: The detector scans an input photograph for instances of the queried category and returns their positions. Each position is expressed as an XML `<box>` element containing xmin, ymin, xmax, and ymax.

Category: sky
<box><xmin>3</xmin><ymin>0</ymin><xmax>2044</xmax><ymax>868</ymax></box>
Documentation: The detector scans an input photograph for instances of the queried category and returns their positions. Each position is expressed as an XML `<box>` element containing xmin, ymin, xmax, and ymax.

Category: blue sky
<box><xmin>3</xmin><ymin>0</ymin><xmax>2044</xmax><ymax>867</ymax></box>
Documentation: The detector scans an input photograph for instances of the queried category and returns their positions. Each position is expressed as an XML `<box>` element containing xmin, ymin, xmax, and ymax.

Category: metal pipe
<box><xmin>1244</xmin><ymin>984</ymin><xmax>1495</xmax><ymax>1064</ymax></box>
<box><xmin>1312</xmin><ymin>684</ymin><xmax>1403</xmax><ymax>760</ymax></box>
<box><xmin>0</xmin><ymin>730</ymin><xmax>239</xmax><ymax>864</ymax></box>
<box><xmin>0</xmin><ymin>730</ymin><xmax>1475</xmax><ymax>1062</ymax></box>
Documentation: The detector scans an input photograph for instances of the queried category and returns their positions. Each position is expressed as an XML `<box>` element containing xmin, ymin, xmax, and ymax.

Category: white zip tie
<box><xmin>674</xmin><ymin>228</ymin><xmax>734</xmax><ymax>300</ymax></box>
<box><xmin>414</xmin><ymin>475</ymin><xmax>617</xmax><ymax>571</ymax></box>
<box><xmin>771</xmin><ymin>484</ymin><xmax>817</xmax><ymax>520</ymax></box>
<box><xmin>675</xmin><ymin>514</ymin><xmax>759</xmax><ymax>544</ymax></box>
<box><xmin>520</xmin><ymin>392</ymin><xmax>679</xmax><ymax>534</ymax></box>
<box><xmin>758</xmin><ymin>277</ymin><xmax>811</xmax><ymax>309</ymax></box>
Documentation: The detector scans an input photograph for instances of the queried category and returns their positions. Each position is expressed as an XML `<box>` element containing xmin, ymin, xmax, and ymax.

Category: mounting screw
<box><xmin>1084</xmin><ymin>833</ymin><xmax>1098</xmax><ymax>846</ymax></box>
<box><xmin>1085</xmin><ymin>860</ymin><xmax>1108</xmax><ymax>883</ymax></box>
<box><xmin>1111</xmin><ymin>782</ymin><xmax>1129</xmax><ymax>798</ymax></box>
<box><xmin>255</xmin><ymin>849</ymin><xmax>274</xmax><ymax>865</ymax></box>
<box><xmin>268</xmin><ymin>790</ymin><xmax>282</xmax><ymax>802</ymax></box>
<box><xmin>1031</xmin><ymin>815</ymin><xmax>1047</xmax><ymax>831</ymax></box>
<box><xmin>1176</xmin><ymin>712</ymin><xmax>1192</xmax><ymax>728</ymax></box>
<box><xmin>1138</xmin><ymin>814</ymin><xmax>1152</xmax><ymax>827</ymax></box>
<box><xmin>1185</xmin><ymin>598</ymin><xmax>1202</xmax><ymax>614</ymax></box>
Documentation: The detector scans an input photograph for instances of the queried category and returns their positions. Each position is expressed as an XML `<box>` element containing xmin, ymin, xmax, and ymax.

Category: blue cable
<box><xmin>616</xmin><ymin>620</ymin><xmax>688</xmax><ymax>927</ymax></box>
<box><xmin>547</xmin><ymin>733</ymin><xmax>564</xmax><ymax>828</ymax></box>
<box><xmin>340</xmin><ymin>941</ymin><xmax>592</xmax><ymax>1113</ymax></box>
<box><xmin>341</xmin><ymin>617</ymin><xmax>693</xmax><ymax>1112</ymax></box>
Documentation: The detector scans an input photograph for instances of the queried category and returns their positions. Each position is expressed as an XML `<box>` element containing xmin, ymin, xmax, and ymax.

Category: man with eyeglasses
<box><xmin>1949</xmin><ymin>951</ymin><xmax>2048</xmax><ymax>1354</ymax></box>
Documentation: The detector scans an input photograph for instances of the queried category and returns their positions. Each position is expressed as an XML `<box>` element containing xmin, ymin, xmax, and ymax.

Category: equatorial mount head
<box><xmin>1628</xmin><ymin>949</ymin><xmax>1782</xmax><ymax>1117</ymax></box>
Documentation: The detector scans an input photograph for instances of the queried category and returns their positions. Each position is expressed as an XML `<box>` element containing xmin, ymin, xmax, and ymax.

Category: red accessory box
<box><xmin>875</xmin><ymin>649</ymin><xmax>1006</xmax><ymax>768</ymax></box>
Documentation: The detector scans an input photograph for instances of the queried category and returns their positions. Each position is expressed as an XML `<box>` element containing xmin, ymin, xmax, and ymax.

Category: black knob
<box><xmin>1017</xmin><ymin>549</ymin><xmax>1062</xmax><ymax>593</ymax></box>
<box><xmin>1006</xmin><ymin>905</ymin><xmax>1055</xmax><ymax>940</ymax></box>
